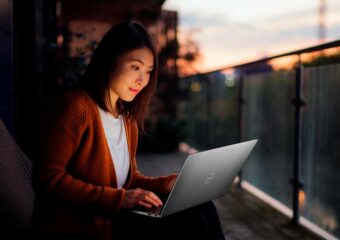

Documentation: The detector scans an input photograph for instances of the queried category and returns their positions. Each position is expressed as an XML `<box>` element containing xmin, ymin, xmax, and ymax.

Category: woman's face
<box><xmin>109</xmin><ymin>47</ymin><xmax>154</xmax><ymax>103</ymax></box>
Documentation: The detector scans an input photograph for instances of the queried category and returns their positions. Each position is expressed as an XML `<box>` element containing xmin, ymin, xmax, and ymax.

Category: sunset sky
<box><xmin>163</xmin><ymin>0</ymin><xmax>340</xmax><ymax>73</ymax></box>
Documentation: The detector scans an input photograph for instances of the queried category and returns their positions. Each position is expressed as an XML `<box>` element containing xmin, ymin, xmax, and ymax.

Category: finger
<box><xmin>150</xmin><ymin>192</ymin><xmax>163</xmax><ymax>204</ymax></box>
<box><xmin>144</xmin><ymin>195</ymin><xmax>161</xmax><ymax>207</ymax></box>
<box><xmin>147</xmin><ymin>192</ymin><xmax>163</xmax><ymax>206</ymax></box>
<box><xmin>138</xmin><ymin>200</ymin><xmax>152</xmax><ymax>208</ymax></box>
<box><xmin>139</xmin><ymin>190</ymin><xmax>163</xmax><ymax>206</ymax></box>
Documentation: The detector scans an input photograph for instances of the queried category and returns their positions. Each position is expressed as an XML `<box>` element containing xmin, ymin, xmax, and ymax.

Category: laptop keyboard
<box><xmin>132</xmin><ymin>194</ymin><xmax>168</xmax><ymax>215</ymax></box>
<box><xmin>144</xmin><ymin>205</ymin><xmax>163</xmax><ymax>215</ymax></box>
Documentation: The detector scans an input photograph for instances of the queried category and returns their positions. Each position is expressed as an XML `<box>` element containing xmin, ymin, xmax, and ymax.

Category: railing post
<box><xmin>204</xmin><ymin>75</ymin><xmax>214</xmax><ymax>149</ymax></box>
<box><xmin>237</xmin><ymin>74</ymin><xmax>244</xmax><ymax>186</ymax></box>
<box><xmin>291</xmin><ymin>57</ymin><xmax>305</xmax><ymax>224</ymax></box>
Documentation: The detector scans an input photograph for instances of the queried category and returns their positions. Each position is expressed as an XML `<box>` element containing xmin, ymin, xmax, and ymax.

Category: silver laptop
<box><xmin>130</xmin><ymin>139</ymin><xmax>258</xmax><ymax>218</ymax></box>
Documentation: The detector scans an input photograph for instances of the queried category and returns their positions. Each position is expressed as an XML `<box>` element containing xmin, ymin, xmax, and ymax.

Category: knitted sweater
<box><xmin>32</xmin><ymin>89</ymin><xmax>175</xmax><ymax>239</ymax></box>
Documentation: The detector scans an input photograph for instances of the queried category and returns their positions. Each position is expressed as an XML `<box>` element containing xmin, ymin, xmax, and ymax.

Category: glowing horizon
<box><xmin>163</xmin><ymin>0</ymin><xmax>340</xmax><ymax>73</ymax></box>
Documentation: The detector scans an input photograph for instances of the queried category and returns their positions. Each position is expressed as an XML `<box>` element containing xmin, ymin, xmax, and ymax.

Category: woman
<box><xmin>32</xmin><ymin>20</ymin><xmax>225</xmax><ymax>240</ymax></box>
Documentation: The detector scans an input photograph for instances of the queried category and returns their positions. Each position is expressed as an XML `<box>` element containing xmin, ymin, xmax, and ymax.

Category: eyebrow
<box><xmin>130</xmin><ymin>59</ymin><xmax>153</xmax><ymax>68</ymax></box>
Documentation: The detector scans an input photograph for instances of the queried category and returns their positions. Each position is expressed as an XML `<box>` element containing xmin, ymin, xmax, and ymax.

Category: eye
<box><xmin>131</xmin><ymin>65</ymin><xmax>140</xmax><ymax>71</ymax></box>
<box><xmin>147</xmin><ymin>70</ymin><xmax>152</xmax><ymax>75</ymax></box>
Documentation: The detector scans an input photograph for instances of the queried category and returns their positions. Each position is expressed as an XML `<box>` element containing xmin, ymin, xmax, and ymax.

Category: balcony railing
<box><xmin>179</xmin><ymin>39</ymin><xmax>340</xmax><ymax>240</ymax></box>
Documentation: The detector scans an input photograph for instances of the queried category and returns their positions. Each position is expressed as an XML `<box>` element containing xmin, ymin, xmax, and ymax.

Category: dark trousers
<box><xmin>113</xmin><ymin>201</ymin><xmax>225</xmax><ymax>240</ymax></box>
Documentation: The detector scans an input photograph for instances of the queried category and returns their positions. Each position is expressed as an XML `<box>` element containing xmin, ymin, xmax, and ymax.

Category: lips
<box><xmin>128</xmin><ymin>87</ymin><xmax>140</xmax><ymax>94</ymax></box>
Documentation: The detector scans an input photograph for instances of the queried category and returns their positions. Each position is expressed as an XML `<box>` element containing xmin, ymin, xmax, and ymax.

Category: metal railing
<box><xmin>179</xmin><ymin>39</ymin><xmax>340</xmax><ymax>239</ymax></box>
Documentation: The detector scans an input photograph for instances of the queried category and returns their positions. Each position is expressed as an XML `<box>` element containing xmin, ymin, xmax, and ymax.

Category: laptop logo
<box><xmin>204</xmin><ymin>172</ymin><xmax>216</xmax><ymax>184</ymax></box>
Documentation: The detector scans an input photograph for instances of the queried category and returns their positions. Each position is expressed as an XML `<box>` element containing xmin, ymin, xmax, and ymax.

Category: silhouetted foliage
<box><xmin>303</xmin><ymin>51</ymin><xmax>340</xmax><ymax>67</ymax></box>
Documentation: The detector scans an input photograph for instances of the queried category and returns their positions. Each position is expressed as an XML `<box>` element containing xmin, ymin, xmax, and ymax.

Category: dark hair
<box><xmin>79</xmin><ymin>20</ymin><xmax>158</xmax><ymax>132</ymax></box>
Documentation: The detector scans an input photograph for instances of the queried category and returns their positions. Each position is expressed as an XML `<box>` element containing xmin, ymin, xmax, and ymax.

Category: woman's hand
<box><xmin>165</xmin><ymin>174</ymin><xmax>178</xmax><ymax>193</ymax></box>
<box><xmin>121</xmin><ymin>188</ymin><xmax>163</xmax><ymax>209</ymax></box>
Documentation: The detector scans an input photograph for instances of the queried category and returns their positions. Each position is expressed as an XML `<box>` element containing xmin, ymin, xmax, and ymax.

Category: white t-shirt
<box><xmin>97</xmin><ymin>107</ymin><xmax>130</xmax><ymax>189</ymax></box>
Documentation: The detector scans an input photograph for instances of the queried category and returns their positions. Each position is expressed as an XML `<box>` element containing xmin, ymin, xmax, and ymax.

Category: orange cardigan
<box><xmin>32</xmin><ymin>89</ymin><xmax>175</xmax><ymax>239</ymax></box>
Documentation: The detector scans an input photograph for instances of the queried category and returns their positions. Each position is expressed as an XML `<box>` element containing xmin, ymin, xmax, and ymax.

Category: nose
<box><xmin>136</xmin><ymin>73</ymin><xmax>145</xmax><ymax>86</ymax></box>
